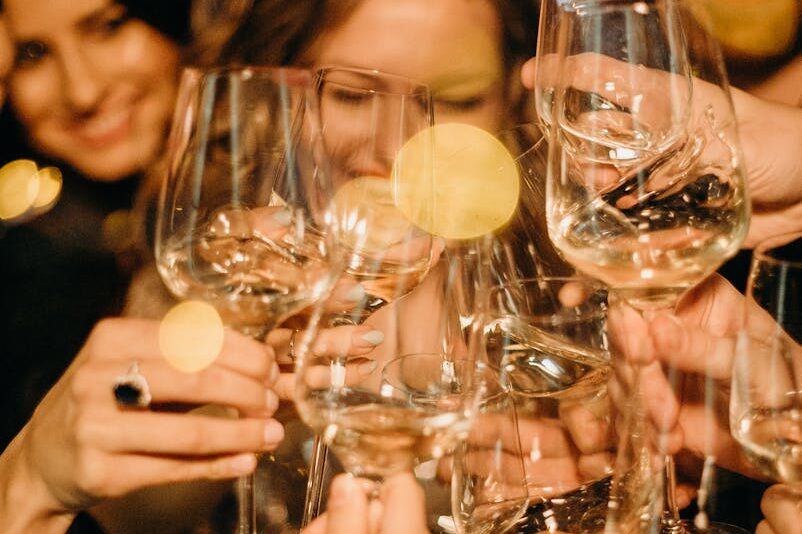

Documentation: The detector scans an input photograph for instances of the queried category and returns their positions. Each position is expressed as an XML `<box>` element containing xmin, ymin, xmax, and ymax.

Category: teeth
<box><xmin>80</xmin><ymin>109</ymin><xmax>129</xmax><ymax>139</ymax></box>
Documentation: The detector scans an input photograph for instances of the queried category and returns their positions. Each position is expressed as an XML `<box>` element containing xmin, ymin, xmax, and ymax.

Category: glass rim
<box><xmin>314</xmin><ymin>65</ymin><xmax>431</xmax><ymax>98</ymax></box>
<box><xmin>753</xmin><ymin>231</ymin><xmax>802</xmax><ymax>269</ymax></box>
<box><xmin>182</xmin><ymin>65</ymin><xmax>314</xmax><ymax>87</ymax></box>
<box><xmin>380</xmin><ymin>353</ymin><xmax>507</xmax><ymax>400</ymax></box>
<box><xmin>490</xmin><ymin>275</ymin><xmax>606</xmax><ymax>292</ymax></box>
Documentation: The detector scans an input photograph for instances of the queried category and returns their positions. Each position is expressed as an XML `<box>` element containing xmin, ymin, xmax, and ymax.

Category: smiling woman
<box><xmin>3</xmin><ymin>0</ymin><xmax>186</xmax><ymax>181</ymax></box>
<box><xmin>0</xmin><ymin>1</ymin><xmax>193</xmax><ymax>533</ymax></box>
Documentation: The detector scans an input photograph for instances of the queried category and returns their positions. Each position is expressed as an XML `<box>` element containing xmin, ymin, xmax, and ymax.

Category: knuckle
<box><xmin>72</xmin><ymin>410</ymin><xmax>100</xmax><ymax>447</ymax></box>
<box><xmin>182</xmin><ymin>422</ymin><xmax>213</xmax><ymax>453</ymax></box>
<box><xmin>75</xmin><ymin>451</ymin><xmax>114</xmax><ymax>498</ymax></box>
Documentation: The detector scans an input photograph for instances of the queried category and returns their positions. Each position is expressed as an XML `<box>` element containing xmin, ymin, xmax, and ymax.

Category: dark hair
<box><xmin>121</xmin><ymin>0</ymin><xmax>193</xmax><ymax>45</ymax></box>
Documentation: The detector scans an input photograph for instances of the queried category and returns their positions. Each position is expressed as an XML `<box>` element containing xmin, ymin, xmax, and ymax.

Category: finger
<box><xmin>96</xmin><ymin>452</ymin><xmax>259</xmax><ymax>497</ymax></box>
<box><xmin>380</xmin><ymin>473</ymin><xmax>428</xmax><ymax>534</ymax></box>
<box><xmin>312</xmin><ymin>325</ymin><xmax>384</xmax><ymax>359</ymax></box>
<box><xmin>84</xmin><ymin>318</ymin><xmax>275</xmax><ymax>382</ymax></box>
<box><xmin>456</xmin><ymin>449</ymin><xmax>530</xmax><ymax>485</ymax></box>
<box><xmin>606</xmin><ymin>301</ymin><xmax>656</xmax><ymax>365</ymax></box>
<box><xmin>649</xmin><ymin>313</ymin><xmax>735</xmax><ymax>380</ymax></box>
<box><xmin>135</xmin><ymin>361</ymin><xmax>275</xmax><ymax>415</ymax></box>
<box><xmin>577</xmin><ymin>451</ymin><xmax>614</xmax><ymax>482</ymax></box>
<box><xmin>560</xmin><ymin>397</ymin><xmax>613</xmax><ymax>455</ymax></box>
<box><xmin>557</xmin><ymin>279</ymin><xmax>594</xmax><ymax>307</ymax></box>
<box><xmin>520</xmin><ymin>57</ymin><xmax>536</xmax><ymax>89</ymax></box>
<box><xmin>324</xmin><ymin>474</ymin><xmax>369</xmax><ymax>534</ymax></box>
<box><xmin>524</xmin><ymin>456</ymin><xmax>583</xmax><ymax>494</ymax></box>
<box><xmin>300</xmin><ymin>360</ymin><xmax>379</xmax><ymax>391</ymax></box>
<box><xmin>514</xmin><ymin>415</ymin><xmax>577</xmax><ymax>457</ymax></box>
<box><xmin>274</xmin><ymin>373</ymin><xmax>296</xmax><ymax>401</ymax></box>
<box><xmin>761</xmin><ymin>484</ymin><xmax>802</xmax><ymax>534</ymax></box>
<box><xmin>90</xmin><ymin>411</ymin><xmax>284</xmax><ymax>454</ymax></box>
<box><xmin>674</xmin><ymin>482</ymin><xmax>697</xmax><ymax>511</ymax></box>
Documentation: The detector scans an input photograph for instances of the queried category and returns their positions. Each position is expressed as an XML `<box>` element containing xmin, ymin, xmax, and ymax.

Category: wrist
<box><xmin>0</xmin><ymin>428</ymin><xmax>76</xmax><ymax>534</ymax></box>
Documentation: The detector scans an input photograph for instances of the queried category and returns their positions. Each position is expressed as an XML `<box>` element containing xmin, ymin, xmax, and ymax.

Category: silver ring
<box><xmin>113</xmin><ymin>362</ymin><xmax>152</xmax><ymax>408</ymax></box>
<box><xmin>288</xmin><ymin>329</ymin><xmax>300</xmax><ymax>362</ymax></box>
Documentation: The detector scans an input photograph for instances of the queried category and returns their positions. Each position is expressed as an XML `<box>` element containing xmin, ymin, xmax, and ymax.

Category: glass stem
<box><xmin>664</xmin><ymin>455</ymin><xmax>684</xmax><ymax>532</ymax></box>
<box><xmin>238</xmin><ymin>473</ymin><xmax>256</xmax><ymax>534</ymax></box>
<box><xmin>302</xmin><ymin>436</ymin><xmax>329</xmax><ymax>526</ymax></box>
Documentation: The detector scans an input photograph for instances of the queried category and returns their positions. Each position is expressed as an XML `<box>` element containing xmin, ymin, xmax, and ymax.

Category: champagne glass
<box><xmin>301</xmin><ymin>66</ymin><xmax>437</xmax><ymax>522</ymax></box>
<box><xmin>154</xmin><ymin>66</ymin><xmax>339</xmax><ymax>534</ymax></box>
<box><xmin>538</xmin><ymin>1</ymin><xmax>750</xmax><ymax>532</ymax></box>
<box><xmin>731</xmin><ymin>232</ymin><xmax>802</xmax><ymax>486</ymax></box>
<box><xmin>294</xmin><ymin>244</ymin><xmax>489</xmax><ymax>517</ymax></box>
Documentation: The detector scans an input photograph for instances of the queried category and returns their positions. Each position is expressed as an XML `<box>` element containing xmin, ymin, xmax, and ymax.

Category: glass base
<box><xmin>663</xmin><ymin>519</ymin><xmax>749</xmax><ymax>534</ymax></box>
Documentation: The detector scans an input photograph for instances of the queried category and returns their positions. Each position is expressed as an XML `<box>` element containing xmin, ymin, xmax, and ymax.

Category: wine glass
<box><xmin>487</xmin><ymin>277</ymin><xmax>613</xmax><ymax>533</ymax></box>
<box><xmin>294</xmin><ymin>244</ymin><xmax>489</xmax><ymax>518</ymax></box>
<box><xmin>448</xmin><ymin>362</ymin><xmax>529</xmax><ymax>534</ymax></box>
<box><xmin>154</xmin><ymin>66</ymin><xmax>339</xmax><ymax>534</ymax></box>
<box><xmin>301</xmin><ymin>66</ymin><xmax>437</xmax><ymax>521</ymax></box>
<box><xmin>537</xmin><ymin>1</ymin><xmax>750</xmax><ymax>532</ymax></box>
<box><xmin>731</xmin><ymin>232</ymin><xmax>802</xmax><ymax>486</ymax></box>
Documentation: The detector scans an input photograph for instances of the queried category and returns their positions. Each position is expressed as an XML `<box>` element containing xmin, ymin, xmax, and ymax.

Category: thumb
<box><xmin>380</xmin><ymin>473</ymin><xmax>429</xmax><ymax>534</ymax></box>
<box><xmin>325</xmin><ymin>474</ymin><xmax>369</xmax><ymax>534</ymax></box>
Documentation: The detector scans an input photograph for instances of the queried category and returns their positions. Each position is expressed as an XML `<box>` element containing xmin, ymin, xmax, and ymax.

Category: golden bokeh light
<box><xmin>32</xmin><ymin>166</ymin><xmax>63</xmax><ymax>210</ymax></box>
<box><xmin>392</xmin><ymin>123</ymin><xmax>520</xmax><ymax>240</ymax></box>
<box><xmin>159</xmin><ymin>300</ymin><xmax>225</xmax><ymax>373</ymax></box>
<box><xmin>0</xmin><ymin>159</ymin><xmax>39</xmax><ymax>221</ymax></box>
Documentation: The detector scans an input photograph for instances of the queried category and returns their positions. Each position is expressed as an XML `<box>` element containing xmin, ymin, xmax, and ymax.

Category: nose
<box><xmin>57</xmin><ymin>44</ymin><xmax>106</xmax><ymax>114</ymax></box>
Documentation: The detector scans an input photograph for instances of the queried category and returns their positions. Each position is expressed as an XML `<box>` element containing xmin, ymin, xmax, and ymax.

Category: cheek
<box><xmin>9</xmin><ymin>68</ymin><xmax>61</xmax><ymax>128</ymax></box>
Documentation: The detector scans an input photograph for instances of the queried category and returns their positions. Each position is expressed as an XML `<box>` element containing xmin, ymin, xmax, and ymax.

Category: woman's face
<box><xmin>4</xmin><ymin>0</ymin><xmax>181</xmax><ymax>181</ymax></box>
<box><xmin>312</xmin><ymin>0</ymin><xmax>509</xmax><ymax>133</ymax></box>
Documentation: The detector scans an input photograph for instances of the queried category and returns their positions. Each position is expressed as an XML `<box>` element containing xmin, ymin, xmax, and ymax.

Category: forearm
<box><xmin>0</xmin><ymin>429</ymin><xmax>76</xmax><ymax>534</ymax></box>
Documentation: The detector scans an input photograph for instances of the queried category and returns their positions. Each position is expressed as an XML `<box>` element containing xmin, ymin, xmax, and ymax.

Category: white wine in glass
<box><xmin>731</xmin><ymin>232</ymin><xmax>802</xmax><ymax>485</ymax></box>
<box><xmin>154</xmin><ymin>66</ymin><xmax>340</xmax><ymax>534</ymax></box>
<box><xmin>538</xmin><ymin>1</ymin><xmax>750</xmax><ymax>532</ymax></box>
<box><xmin>302</xmin><ymin>66</ymin><xmax>437</xmax><ymax>522</ymax></box>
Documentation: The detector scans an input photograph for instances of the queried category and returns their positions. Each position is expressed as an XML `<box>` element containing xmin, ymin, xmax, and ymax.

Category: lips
<box><xmin>69</xmin><ymin>107</ymin><xmax>134</xmax><ymax>150</ymax></box>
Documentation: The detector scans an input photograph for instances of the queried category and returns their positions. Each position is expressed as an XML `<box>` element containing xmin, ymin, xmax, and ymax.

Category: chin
<box><xmin>63</xmin><ymin>140</ymin><xmax>158</xmax><ymax>182</ymax></box>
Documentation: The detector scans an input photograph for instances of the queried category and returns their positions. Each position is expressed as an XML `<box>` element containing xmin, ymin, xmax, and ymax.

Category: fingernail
<box><xmin>344</xmin><ymin>283</ymin><xmax>366</xmax><ymax>302</ymax></box>
<box><xmin>230</xmin><ymin>453</ymin><xmax>257</xmax><ymax>475</ymax></box>
<box><xmin>265</xmin><ymin>389</ymin><xmax>279</xmax><ymax>414</ymax></box>
<box><xmin>358</xmin><ymin>360</ymin><xmax>378</xmax><ymax>376</ymax></box>
<box><xmin>358</xmin><ymin>329</ymin><xmax>384</xmax><ymax>347</ymax></box>
<box><xmin>264</xmin><ymin>419</ymin><xmax>284</xmax><ymax>447</ymax></box>
<box><xmin>328</xmin><ymin>474</ymin><xmax>356</xmax><ymax>507</ymax></box>
<box><xmin>272</xmin><ymin>209</ymin><xmax>292</xmax><ymax>226</ymax></box>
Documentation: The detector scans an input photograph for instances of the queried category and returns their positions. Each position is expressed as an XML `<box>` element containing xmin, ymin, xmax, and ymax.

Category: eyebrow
<box><xmin>75</xmin><ymin>2</ymin><xmax>126</xmax><ymax>34</ymax></box>
<box><xmin>11</xmin><ymin>1</ymin><xmax>120</xmax><ymax>43</ymax></box>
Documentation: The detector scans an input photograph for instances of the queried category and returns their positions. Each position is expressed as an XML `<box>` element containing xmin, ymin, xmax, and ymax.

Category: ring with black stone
<box><xmin>112</xmin><ymin>362</ymin><xmax>152</xmax><ymax>409</ymax></box>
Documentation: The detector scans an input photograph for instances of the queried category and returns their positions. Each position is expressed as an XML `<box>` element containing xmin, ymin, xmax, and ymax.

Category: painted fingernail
<box><xmin>344</xmin><ymin>283</ymin><xmax>366</xmax><ymax>302</ymax></box>
<box><xmin>264</xmin><ymin>419</ymin><xmax>284</xmax><ymax>447</ymax></box>
<box><xmin>230</xmin><ymin>453</ymin><xmax>257</xmax><ymax>475</ymax></box>
<box><xmin>265</xmin><ymin>389</ymin><xmax>279</xmax><ymax>414</ymax></box>
<box><xmin>272</xmin><ymin>209</ymin><xmax>292</xmax><ymax>226</ymax></box>
<box><xmin>358</xmin><ymin>330</ymin><xmax>384</xmax><ymax>347</ymax></box>
<box><xmin>328</xmin><ymin>474</ymin><xmax>357</xmax><ymax>507</ymax></box>
<box><xmin>358</xmin><ymin>360</ymin><xmax>378</xmax><ymax>376</ymax></box>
